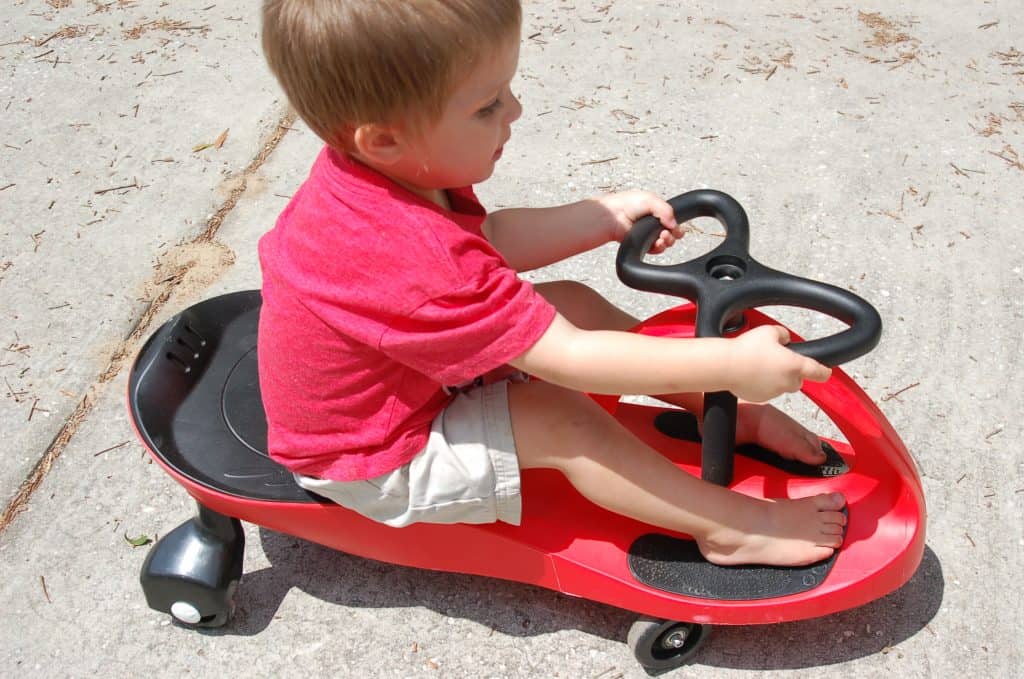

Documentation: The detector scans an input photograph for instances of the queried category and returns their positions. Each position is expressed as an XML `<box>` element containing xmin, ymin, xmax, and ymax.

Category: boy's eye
<box><xmin>477</xmin><ymin>98</ymin><xmax>502</xmax><ymax>117</ymax></box>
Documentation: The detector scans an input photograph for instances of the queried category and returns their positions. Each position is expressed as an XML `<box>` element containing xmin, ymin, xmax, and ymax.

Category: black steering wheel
<box><xmin>616</xmin><ymin>189</ymin><xmax>881</xmax><ymax>366</ymax></box>
<box><xmin>616</xmin><ymin>189</ymin><xmax>882</xmax><ymax>485</ymax></box>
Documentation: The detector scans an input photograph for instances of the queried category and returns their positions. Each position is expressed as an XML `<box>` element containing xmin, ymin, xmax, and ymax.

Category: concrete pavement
<box><xmin>1</xmin><ymin>1</ymin><xmax>1021</xmax><ymax>677</ymax></box>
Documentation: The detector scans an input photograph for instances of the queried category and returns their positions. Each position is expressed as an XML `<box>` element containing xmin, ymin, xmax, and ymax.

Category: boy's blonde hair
<box><xmin>262</xmin><ymin>0</ymin><xmax>522</xmax><ymax>148</ymax></box>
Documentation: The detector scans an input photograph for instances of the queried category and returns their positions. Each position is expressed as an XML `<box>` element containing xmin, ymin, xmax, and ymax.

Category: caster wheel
<box><xmin>627</xmin><ymin>617</ymin><xmax>710</xmax><ymax>674</ymax></box>
<box><xmin>163</xmin><ymin>581</ymin><xmax>238</xmax><ymax>628</ymax></box>
<box><xmin>140</xmin><ymin>504</ymin><xmax>244</xmax><ymax>628</ymax></box>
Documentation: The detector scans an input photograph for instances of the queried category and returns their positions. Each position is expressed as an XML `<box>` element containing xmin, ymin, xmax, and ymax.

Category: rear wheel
<box><xmin>140</xmin><ymin>504</ymin><xmax>244</xmax><ymax>628</ymax></box>
<box><xmin>627</xmin><ymin>617</ymin><xmax>710</xmax><ymax>674</ymax></box>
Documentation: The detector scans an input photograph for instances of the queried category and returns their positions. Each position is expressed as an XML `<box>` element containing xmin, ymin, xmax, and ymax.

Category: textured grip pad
<box><xmin>628</xmin><ymin>532</ymin><xmax>840</xmax><ymax>601</ymax></box>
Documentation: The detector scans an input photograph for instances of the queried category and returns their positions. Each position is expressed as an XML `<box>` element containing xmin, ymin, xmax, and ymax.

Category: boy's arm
<box><xmin>509</xmin><ymin>314</ymin><xmax>831</xmax><ymax>403</ymax></box>
<box><xmin>482</xmin><ymin>191</ymin><xmax>681</xmax><ymax>271</ymax></box>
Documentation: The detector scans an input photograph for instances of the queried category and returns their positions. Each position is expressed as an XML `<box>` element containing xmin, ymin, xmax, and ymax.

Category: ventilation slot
<box><xmin>165</xmin><ymin>351</ymin><xmax>191</xmax><ymax>374</ymax></box>
<box><xmin>182</xmin><ymin>323</ymin><xmax>207</xmax><ymax>348</ymax></box>
<box><xmin>176</xmin><ymin>336</ymin><xmax>200</xmax><ymax>357</ymax></box>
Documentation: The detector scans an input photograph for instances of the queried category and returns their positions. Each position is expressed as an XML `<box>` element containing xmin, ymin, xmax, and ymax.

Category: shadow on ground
<box><xmin>192</xmin><ymin>528</ymin><xmax>943</xmax><ymax>670</ymax></box>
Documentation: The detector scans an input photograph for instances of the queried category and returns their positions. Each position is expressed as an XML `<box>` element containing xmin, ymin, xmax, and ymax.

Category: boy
<box><xmin>258</xmin><ymin>0</ymin><xmax>846</xmax><ymax>567</ymax></box>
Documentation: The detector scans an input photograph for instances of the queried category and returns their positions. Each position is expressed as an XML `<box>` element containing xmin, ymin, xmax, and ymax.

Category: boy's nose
<box><xmin>507</xmin><ymin>92</ymin><xmax>523</xmax><ymax>124</ymax></box>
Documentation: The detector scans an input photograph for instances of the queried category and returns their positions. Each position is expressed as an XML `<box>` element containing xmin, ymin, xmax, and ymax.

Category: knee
<box><xmin>509</xmin><ymin>380</ymin><xmax>623</xmax><ymax>469</ymax></box>
<box><xmin>534</xmin><ymin>280</ymin><xmax>629</xmax><ymax>331</ymax></box>
<box><xmin>535</xmin><ymin>280</ymin><xmax>604</xmax><ymax>306</ymax></box>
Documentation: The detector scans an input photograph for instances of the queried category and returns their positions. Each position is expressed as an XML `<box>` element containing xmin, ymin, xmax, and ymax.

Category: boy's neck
<box><xmin>345</xmin><ymin>150</ymin><xmax>451</xmax><ymax>211</ymax></box>
<box><xmin>392</xmin><ymin>179</ymin><xmax>451</xmax><ymax>212</ymax></box>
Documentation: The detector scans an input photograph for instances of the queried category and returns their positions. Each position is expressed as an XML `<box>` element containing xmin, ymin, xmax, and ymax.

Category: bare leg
<box><xmin>532</xmin><ymin>281</ymin><xmax>826</xmax><ymax>463</ymax></box>
<box><xmin>532</xmin><ymin>280</ymin><xmax>640</xmax><ymax>331</ymax></box>
<box><xmin>508</xmin><ymin>379</ymin><xmax>846</xmax><ymax>566</ymax></box>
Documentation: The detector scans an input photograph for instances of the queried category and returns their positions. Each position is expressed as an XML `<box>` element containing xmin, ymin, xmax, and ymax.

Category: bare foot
<box><xmin>737</xmin><ymin>402</ymin><xmax>825</xmax><ymax>465</ymax></box>
<box><xmin>697</xmin><ymin>492</ymin><xmax>847</xmax><ymax>567</ymax></box>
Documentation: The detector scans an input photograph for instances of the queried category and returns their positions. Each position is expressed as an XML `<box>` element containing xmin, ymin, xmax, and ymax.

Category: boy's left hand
<box><xmin>597</xmin><ymin>190</ymin><xmax>683</xmax><ymax>254</ymax></box>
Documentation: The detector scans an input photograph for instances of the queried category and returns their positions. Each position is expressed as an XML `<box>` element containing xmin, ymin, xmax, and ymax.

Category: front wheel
<box><xmin>626</xmin><ymin>617</ymin><xmax>711</xmax><ymax>674</ymax></box>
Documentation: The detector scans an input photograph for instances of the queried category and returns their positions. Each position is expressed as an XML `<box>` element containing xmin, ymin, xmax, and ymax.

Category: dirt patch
<box><xmin>989</xmin><ymin>144</ymin><xmax>1024</xmax><ymax>172</ymax></box>
<box><xmin>143</xmin><ymin>240</ymin><xmax>235</xmax><ymax>308</ymax></box>
<box><xmin>96</xmin><ymin>238</ymin><xmax>235</xmax><ymax>384</ymax></box>
<box><xmin>972</xmin><ymin>112</ymin><xmax>1008</xmax><ymax>137</ymax></box>
<box><xmin>123</xmin><ymin>18</ymin><xmax>210</xmax><ymax>40</ymax></box>
<box><xmin>34</xmin><ymin>24</ymin><xmax>98</xmax><ymax>47</ymax></box>
<box><xmin>245</xmin><ymin>172</ymin><xmax>268</xmax><ymax>197</ymax></box>
<box><xmin>992</xmin><ymin>47</ymin><xmax>1024</xmax><ymax>84</ymax></box>
<box><xmin>216</xmin><ymin>172</ymin><xmax>268</xmax><ymax>203</ymax></box>
<box><xmin>858</xmin><ymin>11</ymin><xmax>914</xmax><ymax>48</ymax></box>
<box><xmin>738</xmin><ymin>42</ymin><xmax>797</xmax><ymax>78</ymax></box>
<box><xmin>972</xmin><ymin>102</ymin><xmax>1024</xmax><ymax>138</ymax></box>
<box><xmin>993</xmin><ymin>47</ymin><xmax>1024</xmax><ymax>67</ymax></box>
<box><xmin>89</xmin><ymin>0</ymin><xmax>138</xmax><ymax>13</ymax></box>
<box><xmin>855</xmin><ymin>10</ymin><xmax>921</xmax><ymax>69</ymax></box>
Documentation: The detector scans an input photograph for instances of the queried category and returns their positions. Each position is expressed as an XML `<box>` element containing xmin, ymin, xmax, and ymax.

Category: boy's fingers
<box><xmin>771</xmin><ymin>325</ymin><xmax>792</xmax><ymax>345</ymax></box>
<box><xmin>650</xmin><ymin>228</ymin><xmax>681</xmax><ymax>253</ymax></box>
<box><xmin>801</xmin><ymin>357</ymin><xmax>832</xmax><ymax>383</ymax></box>
<box><xmin>650</xmin><ymin>199</ymin><xmax>677</xmax><ymax>230</ymax></box>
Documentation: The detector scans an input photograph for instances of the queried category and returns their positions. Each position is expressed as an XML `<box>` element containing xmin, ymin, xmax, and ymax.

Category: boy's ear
<box><xmin>351</xmin><ymin>123</ymin><xmax>406</xmax><ymax>165</ymax></box>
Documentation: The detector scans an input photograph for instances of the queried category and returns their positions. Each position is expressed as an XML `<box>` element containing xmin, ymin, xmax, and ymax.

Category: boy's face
<box><xmin>392</xmin><ymin>35</ymin><xmax>523</xmax><ymax>196</ymax></box>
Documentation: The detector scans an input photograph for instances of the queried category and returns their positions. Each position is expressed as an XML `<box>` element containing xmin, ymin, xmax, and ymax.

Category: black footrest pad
<box><xmin>628</xmin><ymin>533</ymin><xmax>839</xmax><ymax>600</ymax></box>
<box><xmin>653</xmin><ymin>411</ymin><xmax>849</xmax><ymax>477</ymax></box>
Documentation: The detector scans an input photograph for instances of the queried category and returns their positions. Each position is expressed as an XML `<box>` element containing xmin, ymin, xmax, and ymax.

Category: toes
<box><xmin>784</xmin><ymin>432</ymin><xmax>822</xmax><ymax>463</ymax></box>
<box><xmin>821</xmin><ymin>534</ymin><xmax>844</xmax><ymax>548</ymax></box>
<box><xmin>806</xmin><ymin>435</ymin><xmax>827</xmax><ymax>461</ymax></box>
<box><xmin>813</xmin><ymin>492</ymin><xmax>847</xmax><ymax>511</ymax></box>
<box><xmin>808</xmin><ymin>545</ymin><xmax>837</xmax><ymax>561</ymax></box>
<box><xmin>821</xmin><ymin>510</ymin><xmax>847</xmax><ymax>526</ymax></box>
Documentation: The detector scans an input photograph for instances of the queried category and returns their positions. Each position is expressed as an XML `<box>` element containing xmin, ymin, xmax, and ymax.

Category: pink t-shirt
<box><xmin>257</xmin><ymin>147</ymin><xmax>556</xmax><ymax>481</ymax></box>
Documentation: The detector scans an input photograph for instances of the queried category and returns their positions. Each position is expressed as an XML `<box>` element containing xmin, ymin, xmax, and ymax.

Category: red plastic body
<box><xmin>137</xmin><ymin>304</ymin><xmax>926</xmax><ymax>625</ymax></box>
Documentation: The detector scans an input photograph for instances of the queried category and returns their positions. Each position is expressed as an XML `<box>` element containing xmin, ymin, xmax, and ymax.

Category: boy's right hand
<box><xmin>726</xmin><ymin>325</ymin><xmax>832</xmax><ymax>402</ymax></box>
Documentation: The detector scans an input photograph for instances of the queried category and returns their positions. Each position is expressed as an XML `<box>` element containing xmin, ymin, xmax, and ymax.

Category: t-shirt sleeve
<box><xmin>378</xmin><ymin>264</ymin><xmax>556</xmax><ymax>385</ymax></box>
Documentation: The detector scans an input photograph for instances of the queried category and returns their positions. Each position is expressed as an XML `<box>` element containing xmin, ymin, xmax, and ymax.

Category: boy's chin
<box><xmin>427</xmin><ymin>163</ymin><xmax>496</xmax><ymax>188</ymax></box>
<box><xmin>472</xmin><ymin>164</ymin><xmax>497</xmax><ymax>184</ymax></box>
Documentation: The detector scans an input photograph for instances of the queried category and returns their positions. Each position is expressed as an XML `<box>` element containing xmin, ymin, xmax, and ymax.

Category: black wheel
<box><xmin>627</xmin><ymin>617</ymin><xmax>710</xmax><ymax>674</ymax></box>
<box><xmin>140</xmin><ymin>503</ymin><xmax>245</xmax><ymax>628</ymax></box>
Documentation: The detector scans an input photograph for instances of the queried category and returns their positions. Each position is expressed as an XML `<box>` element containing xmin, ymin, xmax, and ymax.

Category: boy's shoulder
<box><xmin>262</xmin><ymin>147</ymin><xmax>493</xmax><ymax>283</ymax></box>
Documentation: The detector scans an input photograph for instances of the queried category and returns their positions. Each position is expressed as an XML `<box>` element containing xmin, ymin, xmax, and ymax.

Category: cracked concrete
<box><xmin>0</xmin><ymin>0</ymin><xmax>288</xmax><ymax>510</ymax></box>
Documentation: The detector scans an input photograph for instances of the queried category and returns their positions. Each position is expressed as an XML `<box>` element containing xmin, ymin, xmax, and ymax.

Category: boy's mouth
<box><xmin>493</xmin><ymin>146</ymin><xmax>504</xmax><ymax>161</ymax></box>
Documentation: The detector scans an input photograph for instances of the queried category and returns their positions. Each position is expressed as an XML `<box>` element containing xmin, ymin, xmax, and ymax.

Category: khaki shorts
<box><xmin>295</xmin><ymin>380</ymin><xmax>522</xmax><ymax>527</ymax></box>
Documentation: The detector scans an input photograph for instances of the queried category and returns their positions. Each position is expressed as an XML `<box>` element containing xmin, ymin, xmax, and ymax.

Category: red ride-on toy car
<box><xmin>127</xmin><ymin>190</ymin><xmax>925</xmax><ymax>674</ymax></box>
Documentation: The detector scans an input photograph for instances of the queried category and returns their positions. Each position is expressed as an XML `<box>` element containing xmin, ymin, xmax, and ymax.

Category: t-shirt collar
<box><xmin>319</xmin><ymin>146</ymin><xmax>484</xmax><ymax>220</ymax></box>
